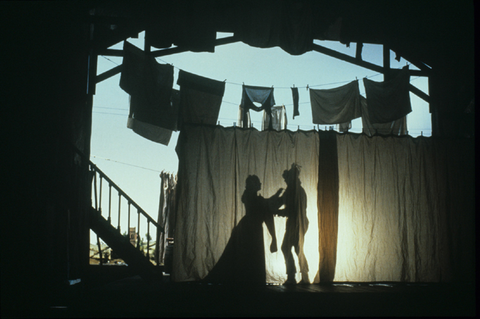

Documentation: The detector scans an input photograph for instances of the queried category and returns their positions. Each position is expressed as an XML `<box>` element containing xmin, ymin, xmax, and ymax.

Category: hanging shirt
<box><xmin>239</xmin><ymin>85</ymin><xmax>275</xmax><ymax>128</ymax></box>
<box><xmin>177</xmin><ymin>70</ymin><xmax>225</xmax><ymax>128</ymax></box>
<box><xmin>262</xmin><ymin>105</ymin><xmax>287</xmax><ymax>131</ymax></box>
<box><xmin>309</xmin><ymin>80</ymin><xmax>362</xmax><ymax>128</ymax></box>
<box><xmin>363</xmin><ymin>66</ymin><xmax>412</xmax><ymax>124</ymax></box>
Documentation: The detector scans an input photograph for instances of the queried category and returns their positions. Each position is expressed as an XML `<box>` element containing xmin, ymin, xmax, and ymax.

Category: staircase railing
<box><xmin>89</xmin><ymin>161</ymin><xmax>164</xmax><ymax>265</ymax></box>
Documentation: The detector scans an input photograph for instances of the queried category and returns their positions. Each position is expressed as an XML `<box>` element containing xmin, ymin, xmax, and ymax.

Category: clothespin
<box><xmin>293</xmin><ymin>84</ymin><xmax>295</xmax><ymax>88</ymax></box>
<box><xmin>224</xmin><ymin>79</ymin><xmax>226</xmax><ymax>82</ymax></box>
<box><xmin>306</xmin><ymin>84</ymin><xmax>309</xmax><ymax>91</ymax></box>
<box><xmin>355</xmin><ymin>76</ymin><xmax>358</xmax><ymax>81</ymax></box>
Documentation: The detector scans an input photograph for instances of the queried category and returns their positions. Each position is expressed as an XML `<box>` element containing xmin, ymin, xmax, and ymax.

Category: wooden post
<box><xmin>383</xmin><ymin>44</ymin><xmax>391</xmax><ymax>81</ymax></box>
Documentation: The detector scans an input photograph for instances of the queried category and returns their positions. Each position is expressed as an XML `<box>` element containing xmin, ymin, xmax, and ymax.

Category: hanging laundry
<box><xmin>363</xmin><ymin>66</ymin><xmax>411</xmax><ymax>124</ymax></box>
<box><xmin>360</xmin><ymin>95</ymin><xmax>407</xmax><ymax>136</ymax></box>
<box><xmin>262</xmin><ymin>105</ymin><xmax>287</xmax><ymax>131</ymax></box>
<box><xmin>127</xmin><ymin>115</ymin><xmax>173</xmax><ymax>145</ymax></box>
<box><xmin>177</xmin><ymin>70</ymin><xmax>225</xmax><ymax>128</ymax></box>
<box><xmin>239</xmin><ymin>85</ymin><xmax>275</xmax><ymax>128</ymax></box>
<box><xmin>126</xmin><ymin>89</ymin><xmax>180</xmax><ymax>145</ymax></box>
<box><xmin>120</xmin><ymin>41</ymin><xmax>178</xmax><ymax>141</ymax></box>
<box><xmin>291</xmin><ymin>87</ymin><xmax>299</xmax><ymax>118</ymax></box>
<box><xmin>309</xmin><ymin>80</ymin><xmax>362</xmax><ymax>132</ymax></box>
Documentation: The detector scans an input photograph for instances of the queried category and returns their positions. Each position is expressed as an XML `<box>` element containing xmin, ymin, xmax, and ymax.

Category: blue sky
<box><xmin>90</xmin><ymin>32</ymin><xmax>430</xmax><ymax>244</ymax></box>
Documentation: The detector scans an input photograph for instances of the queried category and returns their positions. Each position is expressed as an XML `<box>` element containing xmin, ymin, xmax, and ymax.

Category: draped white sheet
<box><xmin>173</xmin><ymin>125</ymin><xmax>319</xmax><ymax>284</ymax></box>
<box><xmin>335</xmin><ymin>134</ymin><xmax>475</xmax><ymax>282</ymax></box>
<box><xmin>173</xmin><ymin>125</ymin><xmax>474</xmax><ymax>283</ymax></box>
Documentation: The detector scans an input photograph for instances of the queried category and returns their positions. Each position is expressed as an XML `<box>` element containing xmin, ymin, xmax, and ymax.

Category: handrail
<box><xmin>89</xmin><ymin>162</ymin><xmax>162</xmax><ymax>230</ymax></box>
<box><xmin>69</xmin><ymin>143</ymin><xmax>164</xmax><ymax>265</ymax></box>
<box><xmin>89</xmin><ymin>160</ymin><xmax>164</xmax><ymax>266</ymax></box>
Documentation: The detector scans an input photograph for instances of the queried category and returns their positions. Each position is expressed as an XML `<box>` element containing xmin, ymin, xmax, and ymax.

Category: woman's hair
<box><xmin>245</xmin><ymin>175</ymin><xmax>260</xmax><ymax>189</ymax></box>
<box><xmin>283</xmin><ymin>163</ymin><xmax>301</xmax><ymax>181</ymax></box>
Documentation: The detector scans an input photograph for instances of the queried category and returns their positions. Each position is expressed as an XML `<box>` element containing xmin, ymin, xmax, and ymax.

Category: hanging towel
<box><xmin>127</xmin><ymin>115</ymin><xmax>172</xmax><ymax>146</ymax></box>
<box><xmin>309</xmin><ymin>80</ymin><xmax>362</xmax><ymax>128</ymax></box>
<box><xmin>177</xmin><ymin>70</ymin><xmax>225</xmax><ymax>127</ymax></box>
<box><xmin>363</xmin><ymin>66</ymin><xmax>411</xmax><ymax>124</ymax></box>
<box><xmin>262</xmin><ymin>105</ymin><xmax>287</xmax><ymax>131</ymax></box>
<box><xmin>291</xmin><ymin>87</ymin><xmax>299</xmax><ymax>118</ymax></box>
<box><xmin>239</xmin><ymin>85</ymin><xmax>275</xmax><ymax>128</ymax></box>
<box><xmin>360</xmin><ymin>95</ymin><xmax>407</xmax><ymax>136</ymax></box>
<box><xmin>120</xmin><ymin>41</ymin><xmax>177</xmax><ymax>132</ymax></box>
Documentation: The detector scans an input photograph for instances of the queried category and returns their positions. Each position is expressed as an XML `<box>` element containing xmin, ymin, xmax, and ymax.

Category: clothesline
<box><xmin>101</xmin><ymin>54</ymin><xmax>422</xmax><ymax>91</ymax></box>
<box><xmin>100</xmin><ymin>54</ymin><xmax>421</xmax><ymax>94</ymax></box>
<box><xmin>153</xmin><ymin>55</ymin><xmax>387</xmax><ymax>90</ymax></box>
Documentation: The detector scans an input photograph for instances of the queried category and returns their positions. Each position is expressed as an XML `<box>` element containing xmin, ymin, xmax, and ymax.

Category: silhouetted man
<box><xmin>277</xmin><ymin>163</ymin><xmax>309</xmax><ymax>284</ymax></box>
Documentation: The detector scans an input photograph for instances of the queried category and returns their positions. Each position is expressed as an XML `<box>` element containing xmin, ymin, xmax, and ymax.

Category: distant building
<box><xmin>129</xmin><ymin>227</ymin><xmax>137</xmax><ymax>246</ymax></box>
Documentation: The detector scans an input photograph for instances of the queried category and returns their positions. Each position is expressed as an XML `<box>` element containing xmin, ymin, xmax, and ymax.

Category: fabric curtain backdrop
<box><xmin>173</xmin><ymin>125</ymin><xmax>474</xmax><ymax>284</ymax></box>
<box><xmin>334</xmin><ymin>134</ymin><xmax>475</xmax><ymax>282</ymax></box>
<box><xmin>174</xmin><ymin>125</ymin><xmax>319</xmax><ymax>284</ymax></box>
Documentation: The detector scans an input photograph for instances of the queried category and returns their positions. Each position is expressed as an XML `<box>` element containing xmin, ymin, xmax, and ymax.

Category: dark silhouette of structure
<box><xmin>3</xmin><ymin>2</ymin><xmax>474</xmax><ymax>317</ymax></box>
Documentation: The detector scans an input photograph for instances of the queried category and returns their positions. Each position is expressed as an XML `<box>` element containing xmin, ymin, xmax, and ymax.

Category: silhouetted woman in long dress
<box><xmin>204</xmin><ymin>175</ymin><xmax>282</xmax><ymax>285</ymax></box>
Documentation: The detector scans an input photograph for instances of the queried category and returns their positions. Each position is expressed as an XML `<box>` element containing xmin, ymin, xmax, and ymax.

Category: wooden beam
<box><xmin>355</xmin><ymin>42</ymin><xmax>363</xmax><ymax>60</ymax></box>
<box><xmin>312</xmin><ymin>43</ymin><xmax>428</xmax><ymax>77</ymax></box>
<box><xmin>96</xmin><ymin>35</ymin><xmax>241</xmax><ymax>83</ymax></box>
<box><xmin>409</xmin><ymin>84</ymin><xmax>430</xmax><ymax>103</ymax></box>
<box><xmin>383</xmin><ymin>44</ymin><xmax>391</xmax><ymax>80</ymax></box>
<box><xmin>96</xmin><ymin>64</ymin><xmax>122</xmax><ymax>84</ymax></box>
<box><xmin>313</xmin><ymin>43</ymin><xmax>384</xmax><ymax>73</ymax></box>
<box><xmin>98</xmin><ymin>49</ymin><xmax>124</xmax><ymax>56</ymax></box>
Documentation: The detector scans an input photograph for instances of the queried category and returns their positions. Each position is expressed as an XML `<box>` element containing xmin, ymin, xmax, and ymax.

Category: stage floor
<box><xmin>40</xmin><ymin>275</ymin><xmax>475</xmax><ymax>317</ymax></box>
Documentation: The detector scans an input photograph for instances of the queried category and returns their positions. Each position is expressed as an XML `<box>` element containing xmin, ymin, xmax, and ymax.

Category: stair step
<box><xmin>89</xmin><ymin>208</ymin><xmax>162</xmax><ymax>283</ymax></box>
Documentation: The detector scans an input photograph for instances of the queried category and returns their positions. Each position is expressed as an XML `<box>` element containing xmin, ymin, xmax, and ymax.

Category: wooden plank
<box><xmin>95</xmin><ymin>64</ymin><xmax>122</xmax><ymax>84</ymax></box>
<box><xmin>312</xmin><ymin>43</ymin><xmax>428</xmax><ymax>77</ymax></box>
<box><xmin>409</xmin><ymin>84</ymin><xmax>430</xmax><ymax>103</ymax></box>
<box><xmin>98</xmin><ymin>49</ymin><xmax>124</xmax><ymax>56</ymax></box>
<box><xmin>383</xmin><ymin>44</ymin><xmax>391</xmax><ymax>80</ymax></box>
<box><xmin>355</xmin><ymin>42</ymin><xmax>363</xmax><ymax>60</ymax></box>
<box><xmin>312</xmin><ymin>43</ymin><xmax>383</xmax><ymax>73</ymax></box>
